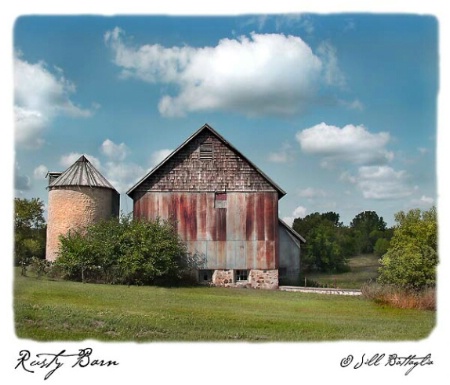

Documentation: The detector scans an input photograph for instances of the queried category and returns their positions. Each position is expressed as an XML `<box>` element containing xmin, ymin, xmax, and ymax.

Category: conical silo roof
<box><xmin>48</xmin><ymin>155</ymin><xmax>118</xmax><ymax>192</ymax></box>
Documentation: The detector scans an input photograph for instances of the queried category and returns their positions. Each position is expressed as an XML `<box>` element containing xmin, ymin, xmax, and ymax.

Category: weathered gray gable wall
<box><xmin>131</xmin><ymin>130</ymin><xmax>277</xmax><ymax>197</ymax></box>
<box><xmin>278</xmin><ymin>224</ymin><xmax>301</xmax><ymax>285</ymax></box>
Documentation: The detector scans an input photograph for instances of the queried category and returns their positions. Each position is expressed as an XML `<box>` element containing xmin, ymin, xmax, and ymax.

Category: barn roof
<box><xmin>48</xmin><ymin>155</ymin><xmax>118</xmax><ymax>192</ymax></box>
<box><xmin>279</xmin><ymin>218</ymin><xmax>306</xmax><ymax>243</ymax></box>
<box><xmin>126</xmin><ymin>123</ymin><xmax>286</xmax><ymax>198</ymax></box>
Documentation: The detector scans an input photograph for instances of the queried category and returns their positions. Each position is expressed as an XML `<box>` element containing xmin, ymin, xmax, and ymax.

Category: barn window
<box><xmin>199</xmin><ymin>143</ymin><xmax>213</xmax><ymax>159</ymax></box>
<box><xmin>199</xmin><ymin>270</ymin><xmax>214</xmax><ymax>282</ymax></box>
<box><xmin>215</xmin><ymin>192</ymin><xmax>227</xmax><ymax>208</ymax></box>
<box><xmin>235</xmin><ymin>270</ymin><xmax>248</xmax><ymax>281</ymax></box>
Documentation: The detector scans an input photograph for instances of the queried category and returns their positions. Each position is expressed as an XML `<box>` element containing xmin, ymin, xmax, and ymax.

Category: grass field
<box><xmin>14</xmin><ymin>269</ymin><xmax>435</xmax><ymax>342</ymax></box>
<box><xmin>303</xmin><ymin>254</ymin><xmax>381</xmax><ymax>289</ymax></box>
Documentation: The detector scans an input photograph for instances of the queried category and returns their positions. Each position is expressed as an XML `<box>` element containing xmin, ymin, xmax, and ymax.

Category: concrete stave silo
<box><xmin>45</xmin><ymin>155</ymin><xmax>119</xmax><ymax>262</ymax></box>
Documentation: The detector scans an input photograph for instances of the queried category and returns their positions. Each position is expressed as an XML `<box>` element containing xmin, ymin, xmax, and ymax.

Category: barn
<box><xmin>127</xmin><ymin>124</ymin><xmax>305</xmax><ymax>288</ymax></box>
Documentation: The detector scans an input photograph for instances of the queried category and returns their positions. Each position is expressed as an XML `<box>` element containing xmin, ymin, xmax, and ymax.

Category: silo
<box><xmin>45</xmin><ymin>155</ymin><xmax>120</xmax><ymax>261</ymax></box>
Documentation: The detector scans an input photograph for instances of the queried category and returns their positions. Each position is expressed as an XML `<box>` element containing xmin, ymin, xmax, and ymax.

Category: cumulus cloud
<box><xmin>105</xmin><ymin>28</ymin><xmax>344</xmax><ymax>117</ymax></box>
<box><xmin>104</xmin><ymin>161</ymin><xmax>146</xmax><ymax>194</ymax></box>
<box><xmin>33</xmin><ymin>165</ymin><xmax>48</xmax><ymax>179</ymax></box>
<box><xmin>344</xmin><ymin>165</ymin><xmax>412</xmax><ymax>200</ymax></box>
<box><xmin>150</xmin><ymin>149</ymin><xmax>173</xmax><ymax>168</ymax></box>
<box><xmin>268</xmin><ymin>143</ymin><xmax>295</xmax><ymax>163</ymax></box>
<box><xmin>15</xmin><ymin>163</ymin><xmax>31</xmax><ymax>192</ymax></box>
<box><xmin>297</xmin><ymin>187</ymin><xmax>327</xmax><ymax>199</ymax></box>
<box><xmin>316</xmin><ymin>42</ymin><xmax>345</xmax><ymax>87</ymax></box>
<box><xmin>410</xmin><ymin>195</ymin><xmax>434</xmax><ymax>206</ymax></box>
<box><xmin>296</xmin><ymin>122</ymin><xmax>393</xmax><ymax>167</ymax></box>
<box><xmin>100</xmin><ymin>139</ymin><xmax>129</xmax><ymax>161</ymax></box>
<box><xmin>14</xmin><ymin>53</ymin><xmax>92</xmax><ymax>148</ymax></box>
<box><xmin>282</xmin><ymin>205</ymin><xmax>308</xmax><ymax>226</ymax></box>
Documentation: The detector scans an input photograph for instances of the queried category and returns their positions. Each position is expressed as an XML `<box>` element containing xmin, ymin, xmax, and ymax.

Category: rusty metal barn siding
<box><xmin>134</xmin><ymin>192</ymin><xmax>278</xmax><ymax>269</ymax></box>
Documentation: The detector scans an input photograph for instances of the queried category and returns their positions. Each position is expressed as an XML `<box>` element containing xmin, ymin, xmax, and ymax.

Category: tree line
<box><xmin>292</xmin><ymin>210</ymin><xmax>393</xmax><ymax>273</ymax></box>
<box><xmin>292</xmin><ymin>206</ymin><xmax>437</xmax><ymax>290</ymax></box>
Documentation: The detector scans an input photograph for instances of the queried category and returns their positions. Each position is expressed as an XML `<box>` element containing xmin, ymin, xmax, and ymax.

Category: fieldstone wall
<box><xmin>212</xmin><ymin>269</ymin><xmax>234</xmax><ymax>287</ymax></box>
<box><xmin>46</xmin><ymin>186</ymin><xmax>117</xmax><ymax>261</ymax></box>
<box><xmin>248</xmin><ymin>269</ymin><xmax>278</xmax><ymax>290</ymax></box>
<box><xmin>211</xmin><ymin>269</ymin><xmax>278</xmax><ymax>289</ymax></box>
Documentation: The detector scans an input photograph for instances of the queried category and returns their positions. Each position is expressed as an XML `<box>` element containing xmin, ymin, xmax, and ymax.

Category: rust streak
<box><xmin>256</xmin><ymin>194</ymin><xmax>265</xmax><ymax>241</ymax></box>
<box><xmin>246</xmin><ymin>194</ymin><xmax>254</xmax><ymax>240</ymax></box>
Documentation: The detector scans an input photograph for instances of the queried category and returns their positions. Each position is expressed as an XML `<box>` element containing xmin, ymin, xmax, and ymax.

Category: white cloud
<box><xmin>316</xmin><ymin>41</ymin><xmax>345</xmax><ymax>87</ymax></box>
<box><xmin>339</xmin><ymin>98</ymin><xmax>364</xmax><ymax>111</ymax></box>
<box><xmin>105</xmin><ymin>28</ymin><xmax>344</xmax><ymax>117</ymax></box>
<box><xmin>268</xmin><ymin>143</ymin><xmax>295</xmax><ymax>163</ymax></box>
<box><xmin>33</xmin><ymin>165</ymin><xmax>48</xmax><ymax>179</ymax></box>
<box><xmin>104</xmin><ymin>161</ymin><xmax>147</xmax><ymax>194</ymax></box>
<box><xmin>100</xmin><ymin>139</ymin><xmax>129</xmax><ymax>161</ymax></box>
<box><xmin>410</xmin><ymin>195</ymin><xmax>434</xmax><ymax>206</ymax></box>
<box><xmin>297</xmin><ymin>187</ymin><xmax>327</xmax><ymax>199</ymax></box>
<box><xmin>345</xmin><ymin>165</ymin><xmax>412</xmax><ymax>200</ymax></box>
<box><xmin>296</xmin><ymin>122</ymin><xmax>393</xmax><ymax>166</ymax></box>
<box><xmin>150</xmin><ymin>149</ymin><xmax>173</xmax><ymax>168</ymax></box>
<box><xmin>15</xmin><ymin>163</ymin><xmax>31</xmax><ymax>192</ymax></box>
<box><xmin>282</xmin><ymin>205</ymin><xmax>308</xmax><ymax>226</ymax></box>
<box><xmin>14</xmin><ymin>53</ymin><xmax>92</xmax><ymax>148</ymax></box>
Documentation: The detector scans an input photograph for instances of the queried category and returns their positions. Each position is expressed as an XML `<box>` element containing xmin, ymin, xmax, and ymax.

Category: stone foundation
<box><xmin>212</xmin><ymin>270</ymin><xmax>234</xmax><ymax>287</ymax></box>
<box><xmin>210</xmin><ymin>269</ymin><xmax>278</xmax><ymax>290</ymax></box>
<box><xmin>248</xmin><ymin>269</ymin><xmax>278</xmax><ymax>290</ymax></box>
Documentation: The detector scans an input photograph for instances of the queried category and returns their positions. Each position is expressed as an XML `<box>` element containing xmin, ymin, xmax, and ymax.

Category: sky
<box><xmin>13</xmin><ymin>13</ymin><xmax>438</xmax><ymax>227</ymax></box>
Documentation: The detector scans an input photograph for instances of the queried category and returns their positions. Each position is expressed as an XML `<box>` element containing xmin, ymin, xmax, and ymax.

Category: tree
<box><xmin>293</xmin><ymin>211</ymin><xmax>351</xmax><ymax>273</ymax></box>
<box><xmin>350</xmin><ymin>211</ymin><xmax>387</xmax><ymax>254</ymax></box>
<box><xmin>14</xmin><ymin>198</ymin><xmax>46</xmax><ymax>272</ymax></box>
<box><xmin>378</xmin><ymin>207</ymin><xmax>437</xmax><ymax>290</ymax></box>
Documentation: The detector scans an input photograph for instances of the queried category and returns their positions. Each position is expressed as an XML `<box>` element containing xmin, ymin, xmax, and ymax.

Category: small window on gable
<box><xmin>199</xmin><ymin>143</ymin><xmax>213</xmax><ymax>159</ymax></box>
<box><xmin>215</xmin><ymin>192</ymin><xmax>227</xmax><ymax>208</ymax></box>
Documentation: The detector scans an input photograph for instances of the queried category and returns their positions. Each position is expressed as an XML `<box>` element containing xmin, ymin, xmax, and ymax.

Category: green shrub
<box><xmin>55</xmin><ymin>215</ymin><xmax>196</xmax><ymax>286</ymax></box>
<box><xmin>378</xmin><ymin>207</ymin><xmax>437</xmax><ymax>290</ymax></box>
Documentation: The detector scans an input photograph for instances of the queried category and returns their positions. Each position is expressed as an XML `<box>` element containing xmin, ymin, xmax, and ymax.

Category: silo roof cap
<box><xmin>48</xmin><ymin>155</ymin><xmax>118</xmax><ymax>192</ymax></box>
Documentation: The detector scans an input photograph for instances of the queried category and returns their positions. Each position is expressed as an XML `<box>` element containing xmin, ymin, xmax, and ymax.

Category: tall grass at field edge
<box><xmin>361</xmin><ymin>283</ymin><xmax>436</xmax><ymax>310</ymax></box>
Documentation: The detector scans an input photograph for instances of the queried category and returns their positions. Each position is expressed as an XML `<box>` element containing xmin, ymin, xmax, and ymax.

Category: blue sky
<box><xmin>13</xmin><ymin>13</ymin><xmax>438</xmax><ymax>227</ymax></box>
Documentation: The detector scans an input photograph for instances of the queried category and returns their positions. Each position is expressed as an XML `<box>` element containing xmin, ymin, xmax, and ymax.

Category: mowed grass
<box><xmin>304</xmin><ymin>254</ymin><xmax>381</xmax><ymax>289</ymax></box>
<box><xmin>14</xmin><ymin>271</ymin><xmax>435</xmax><ymax>342</ymax></box>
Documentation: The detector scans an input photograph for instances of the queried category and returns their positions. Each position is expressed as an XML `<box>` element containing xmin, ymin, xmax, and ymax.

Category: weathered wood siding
<box><xmin>131</xmin><ymin>130</ymin><xmax>276</xmax><ymax>199</ymax></box>
<box><xmin>134</xmin><ymin>191</ymin><xmax>278</xmax><ymax>269</ymax></box>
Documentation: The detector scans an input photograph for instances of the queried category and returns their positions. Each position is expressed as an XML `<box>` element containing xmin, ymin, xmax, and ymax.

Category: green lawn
<box><xmin>14</xmin><ymin>270</ymin><xmax>435</xmax><ymax>342</ymax></box>
<box><xmin>304</xmin><ymin>254</ymin><xmax>381</xmax><ymax>289</ymax></box>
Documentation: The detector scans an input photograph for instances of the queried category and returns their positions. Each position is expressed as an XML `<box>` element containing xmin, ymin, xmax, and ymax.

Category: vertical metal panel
<box><xmin>205</xmin><ymin>194</ymin><xmax>215</xmax><ymax>241</ymax></box>
<box><xmin>133</xmin><ymin>191</ymin><xmax>279</xmax><ymax>270</ymax></box>
<box><xmin>256</xmin><ymin>194</ymin><xmax>265</xmax><ymax>240</ymax></box>
<box><xmin>197</xmin><ymin>193</ymin><xmax>207</xmax><ymax>240</ymax></box>
<box><xmin>246</xmin><ymin>194</ymin><xmax>255</xmax><ymax>240</ymax></box>
<box><xmin>216</xmin><ymin>208</ymin><xmax>227</xmax><ymax>241</ymax></box>
<box><xmin>217</xmin><ymin>241</ymin><xmax>227</xmax><ymax>267</ymax></box>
